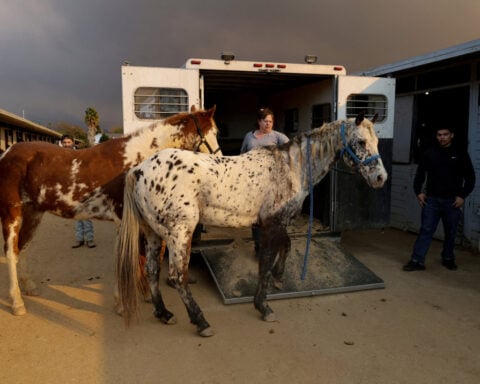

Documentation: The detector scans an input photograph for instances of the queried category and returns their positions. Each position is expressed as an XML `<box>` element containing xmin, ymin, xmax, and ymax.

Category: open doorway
<box><xmin>412</xmin><ymin>86</ymin><xmax>470</xmax><ymax>163</ymax></box>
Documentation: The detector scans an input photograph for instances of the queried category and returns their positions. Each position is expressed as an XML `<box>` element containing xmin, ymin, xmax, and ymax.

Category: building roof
<box><xmin>0</xmin><ymin>108</ymin><xmax>62</xmax><ymax>137</ymax></box>
<box><xmin>359</xmin><ymin>38</ymin><xmax>480</xmax><ymax>77</ymax></box>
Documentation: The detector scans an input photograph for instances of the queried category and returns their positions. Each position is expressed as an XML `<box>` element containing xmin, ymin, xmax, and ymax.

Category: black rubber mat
<box><xmin>201</xmin><ymin>234</ymin><xmax>385</xmax><ymax>304</ymax></box>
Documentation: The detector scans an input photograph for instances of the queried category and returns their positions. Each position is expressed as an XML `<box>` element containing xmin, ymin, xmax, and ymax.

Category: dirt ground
<box><xmin>1</xmin><ymin>213</ymin><xmax>479</xmax><ymax>384</ymax></box>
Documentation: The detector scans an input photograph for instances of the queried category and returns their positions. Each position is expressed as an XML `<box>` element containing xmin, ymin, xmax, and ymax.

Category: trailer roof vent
<box><xmin>221</xmin><ymin>52</ymin><xmax>235</xmax><ymax>64</ymax></box>
<box><xmin>304</xmin><ymin>55</ymin><xmax>318</xmax><ymax>64</ymax></box>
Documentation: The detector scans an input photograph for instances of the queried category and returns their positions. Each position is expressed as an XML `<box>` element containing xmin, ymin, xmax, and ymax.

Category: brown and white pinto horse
<box><xmin>116</xmin><ymin>114</ymin><xmax>387</xmax><ymax>336</ymax></box>
<box><xmin>0</xmin><ymin>106</ymin><xmax>221</xmax><ymax>316</ymax></box>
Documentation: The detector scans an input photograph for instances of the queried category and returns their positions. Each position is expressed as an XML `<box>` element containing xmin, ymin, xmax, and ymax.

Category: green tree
<box><xmin>84</xmin><ymin>107</ymin><xmax>100</xmax><ymax>146</ymax></box>
<box><xmin>98</xmin><ymin>133</ymin><xmax>110</xmax><ymax>143</ymax></box>
<box><xmin>110</xmin><ymin>126</ymin><xmax>124</xmax><ymax>134</ymax></box>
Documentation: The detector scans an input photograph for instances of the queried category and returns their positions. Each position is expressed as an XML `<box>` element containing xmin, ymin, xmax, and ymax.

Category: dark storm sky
<box><xmin>1</xmin><ymin>0</ymin><xmax>478</xmax><ymax>129</ymax></box>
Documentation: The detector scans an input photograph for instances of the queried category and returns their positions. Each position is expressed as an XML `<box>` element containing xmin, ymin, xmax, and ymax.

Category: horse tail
<box><xmin>116</xmin><ymin>169</ymin><xmax>142</xmax><ymax>325</ymax></box>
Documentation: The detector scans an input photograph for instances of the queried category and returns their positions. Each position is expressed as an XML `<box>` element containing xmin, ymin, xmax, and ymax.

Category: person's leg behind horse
<box><xmin>83</xmin><ymin>219</ymin><xmax>96</xmax><ymax>248</ymax></box>
<box><xmin>72</xmin><ymin>220</ymin><xmax>85</xmax><ymax>248</ymax></box>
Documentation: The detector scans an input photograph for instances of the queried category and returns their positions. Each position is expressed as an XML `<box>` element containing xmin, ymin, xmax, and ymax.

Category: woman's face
<box><xmin>258</xmin><ymin>114</ymin><xmax>274</xmax><ymax>132</ymax></box>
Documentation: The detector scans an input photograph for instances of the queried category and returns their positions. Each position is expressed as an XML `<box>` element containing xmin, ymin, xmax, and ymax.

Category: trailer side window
<box><xmin>346</xmin><ymin>94</ymin><xmax>387</xmax><ymax>122</ymax></box>
<box><xmin>134</xmin><ymin>87</ymin><xmax>189</xmax><ymax>119</ymax></box>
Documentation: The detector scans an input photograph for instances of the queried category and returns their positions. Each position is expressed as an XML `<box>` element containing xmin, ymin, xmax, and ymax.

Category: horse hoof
<box><xmin>25</xmin><ymin>287</ymin><xmax>40</xmax><ymax>296</ymax></box>
<box><xmin>154</xmin><ymin>311</ymin><xmax>177</xmax><ymax>325</ymax></box>
<box><xmin>13</xmin><ymin>305</ymin><xmax>27</xmax><ymax>316</ymax></box>
<box><xmin>164</xmin><ymin>315</ymin><xmax>177</xmax><ymax>325</ymax></box>
<box><xmin>263</xmin><ymin>312</ymin><xmax>276</xmax><ymax>322</ymax></box>
<box><xmin>198</xmin><ymin>327</ymin><xmax>215</xmax><ymax>337</ymax></box>
<box><xmin>273</xmin><ymin>280</ymin><xmax>283</xmax><ymax>290</ymax></box>
<box><xmin>20</xmin><ymin>279</ymin><xmax>39</xmax><ymax>296</ymax></box>
<box><xmin>114</xmin><ymin>305</ymin><xmax>124</xmax><ymax>316</ymax></box>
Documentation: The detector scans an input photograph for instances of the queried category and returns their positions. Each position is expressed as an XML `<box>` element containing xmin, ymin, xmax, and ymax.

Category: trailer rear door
<box><xmin>121</xmin><ymin>66</ymin><xmax>200</xmax><ymax>134</ymax></box>
<box><xmin>331</xmin><ymin>75</ymin><xmax>395</xmax><ymax>231</ymax></box>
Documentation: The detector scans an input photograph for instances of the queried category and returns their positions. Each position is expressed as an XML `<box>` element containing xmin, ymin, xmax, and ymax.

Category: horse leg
<box><xmin>1</xmin><ymin>212</ymin><xmax>27</xmax><ymax>315</ymax></box>
<box><xmin>254</xmin><ymin>223</ymin><xmax>288</xmax><ymax>322</ymax></box>
<box><xmin>137</xmin><ymin>232</ymin><xmax>159</xmax><ymax>302</ymax></box>
<box><xmin>271</xmin><ymin>232</ymin><xmax>291</xmax><ymax>290</ymax></box>
<box><xmin>168</xmin><ymin>234</ymin><xmax>213</xmax><ymax>337</ymax></box>
<box><xmin>17</xmin><ymin>207</ymin><xmax>44</xmax><ymax>296</ymax></box>
<box><xmin>144</xmin><ymin>233</ymin><xmax>176</xmax><ymax>324</ymax></box>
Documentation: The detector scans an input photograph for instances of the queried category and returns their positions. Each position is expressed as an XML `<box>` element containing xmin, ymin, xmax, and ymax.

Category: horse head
<box><xmin>167</xmin><ymin>105</ymin><xmax>222</xmax><ymax>156</ymax></box>
<box><xmin>340</xmin><ymin>113</ymin><xmax>387</xmax><ymax>188</ymax></box>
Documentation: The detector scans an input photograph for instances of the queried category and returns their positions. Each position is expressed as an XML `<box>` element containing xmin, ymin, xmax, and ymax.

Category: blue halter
<box><xmin>339</xmin><ymin>123</ymin><xmax>380</xmax><ymax>166</ymax></box>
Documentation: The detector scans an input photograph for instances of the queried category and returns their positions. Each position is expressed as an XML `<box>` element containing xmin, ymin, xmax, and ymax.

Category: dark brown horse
<box><xmin>0</xmin><ymin>106</ymin><xmax>221</xmax><ymax>316</ymax></box>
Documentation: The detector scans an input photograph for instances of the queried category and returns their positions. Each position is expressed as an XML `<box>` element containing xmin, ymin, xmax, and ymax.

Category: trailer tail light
<box><xmin>277</xmin><ymin>64</ymin><xmax>287</xmax><ymax>69</ymax></box>
<box><xmin>253</xmin><ymin>63</ymin><xmax>263</xmax><ymax>68</ymax></box>
<box><xmin>190</xmin><ymin>60</ymin><xmax>201</xmax><ymax>65</ymax></box>
<box><xmin>265</xmin><ymin>63</ymin><xmax>275</xmax><ymax>68</ymax></box>
<box><xmin>334</xmin><ymin>66</ymin><xmax>344</xmax><ymax>71</ymax></box>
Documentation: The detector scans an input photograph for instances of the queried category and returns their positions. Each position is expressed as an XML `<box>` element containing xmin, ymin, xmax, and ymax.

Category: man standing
<box><xmin>403</xmin><ymin>127</ymin><xmax>475</xmax><ymax>271</ymax></box>
<box><xmin>60</xmin><ymin>134</ymin><xmax>96</xmax><ymax>249</ymax></box>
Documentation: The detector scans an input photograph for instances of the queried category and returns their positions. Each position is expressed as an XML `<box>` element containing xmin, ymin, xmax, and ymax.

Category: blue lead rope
<box><xmin>301</xmin><ymin>135</ymin><xmax>314</xmax><ymax>280</ymax></box>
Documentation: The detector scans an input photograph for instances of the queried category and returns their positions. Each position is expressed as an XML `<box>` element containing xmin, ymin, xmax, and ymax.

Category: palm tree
<box><xmin>84</xmin><ymin>107</ymin><xmax>100</xmax><ymax>146</ymax></box>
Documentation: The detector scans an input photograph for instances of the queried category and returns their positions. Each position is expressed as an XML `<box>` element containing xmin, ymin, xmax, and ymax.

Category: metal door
<box><xmin>121</xmin><ymin>66</ymin><xmax>200</xmax><ymax>134</ymax></box>
<box><xmin>331</xmin><ymin>76</ymin><xmax>396</xmax><ymax>232</ymax></box>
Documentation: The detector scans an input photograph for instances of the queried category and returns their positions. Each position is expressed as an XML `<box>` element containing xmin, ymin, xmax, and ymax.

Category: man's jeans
<box><xmin>411</xmin><ymin>197</ymin><xmax>462</xmax><ymax>264</ymax></box>
<box><xmin>75</xmin><ymin>220</ymin><xmax>94</xmax><ymax>242</ymax></box>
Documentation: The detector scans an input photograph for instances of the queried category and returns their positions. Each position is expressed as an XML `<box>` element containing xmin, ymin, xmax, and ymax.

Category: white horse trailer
<box><xmin>121</xmin><ymin>57</ymin><xmax>395</xmax><ymax>232</ymax></box>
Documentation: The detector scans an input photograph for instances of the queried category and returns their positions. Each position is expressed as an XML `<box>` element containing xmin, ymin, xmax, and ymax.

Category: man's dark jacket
<box><xmin>414</xmin><ymin>144</ymin><xmax>475</xmax><ymax>199</ymax></box>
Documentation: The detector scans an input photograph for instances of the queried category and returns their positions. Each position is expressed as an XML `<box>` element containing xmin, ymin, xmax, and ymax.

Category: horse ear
<box><xmin>208</xmin><ymin>105</ymin><xmax>216</xmax><ymax>117</ymax></box>
<box><xmin>190</xmin><ymin>105</ymin><xmax>197</xmax><ymax>112</ymax></box>
<box><xmin>371</xmin><ymin>113</ymin><xmax>378</xmax><ymax>124</ymax></box>
<box><xmin>355</xmin><ymin>112</ymin><xmax>365</xmax><ymax>126</ymax></box>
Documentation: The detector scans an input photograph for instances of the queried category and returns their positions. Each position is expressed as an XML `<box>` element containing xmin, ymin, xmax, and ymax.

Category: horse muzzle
<box><xmin>365</xmin><ymin>166</ymin><xmax>388</xmax><ymax>188</ymax></box>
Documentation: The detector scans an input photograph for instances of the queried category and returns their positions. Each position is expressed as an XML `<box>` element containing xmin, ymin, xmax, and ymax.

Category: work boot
<box><xmin>86</xmin><ymin>241</ymin><xmax>96</xmax><ymax>248</ymax></box>
<box><xmin>72</xmin><ymin>241</ymin><xmax>84</xmax><ymax>248</ymax></box>
<box><xmin>442</xmin><ymin>260</ymin><xmax>458</xmax><ymax>271</ymax></box>
<box><xmin>402</xmin><ymin>260</ymin><xmax>426</xmax><ymax>271</ymax></box>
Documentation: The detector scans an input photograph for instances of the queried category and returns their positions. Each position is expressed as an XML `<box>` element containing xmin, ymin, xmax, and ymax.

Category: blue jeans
<box><xmin>411</xmin><ymin>197</ymin><xmax>462</xmax><ymax>264</ymax></box>
<box><xmin>75</xmin><ymin>220</ymin><xmax>94</xmax><ymax>242</ymax></box>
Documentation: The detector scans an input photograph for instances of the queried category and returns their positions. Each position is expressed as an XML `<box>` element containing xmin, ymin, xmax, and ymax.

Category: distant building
<box><xmin>0</xmin><ymin>108</ymin><xmax>62</xmax><ymax>152</ymax></box>
<box><xmin>361</xmin><ymin>39</ymin><xmax>480</xmax><ymax>249</ymax></box>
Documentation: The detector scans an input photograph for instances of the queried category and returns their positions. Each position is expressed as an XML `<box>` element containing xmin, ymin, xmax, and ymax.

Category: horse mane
<box><xmin>124</xmin><ymin>106</ymin><xmax>217</xmax><ymax>140</ymax></box>
<box><xmin>164</xmin><ymin>105</ymin><xmax>217</xmax><ymax>137</ymax></box>
<box><xmin>282</xmin><ymin>118</ymin><xmax>353</xmax><ymax>164</ymax></box>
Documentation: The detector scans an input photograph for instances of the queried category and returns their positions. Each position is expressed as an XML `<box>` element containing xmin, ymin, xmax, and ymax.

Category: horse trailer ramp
<box><xmin>197</xmin><ymin>220</ymin><xmax>385</xmax><ymax>305</ymax></box>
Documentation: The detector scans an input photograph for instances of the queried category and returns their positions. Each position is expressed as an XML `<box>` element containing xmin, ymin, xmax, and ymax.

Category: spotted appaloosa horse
<box><xmin>0</xmin><ymin>106</ymin><xmax>221</xmax><ymax>316</ymax></box>
<box><xmin>116</xmin><ymin>113</ymin><xmax>387</xmax><ymax>336</ymax></box>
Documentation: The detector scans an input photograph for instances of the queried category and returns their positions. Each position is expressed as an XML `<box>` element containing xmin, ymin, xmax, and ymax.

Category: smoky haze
<box><xmin>1</xmin><ymin>0</ymin><xmax>478</xmax><ymax>129</ymax></box>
